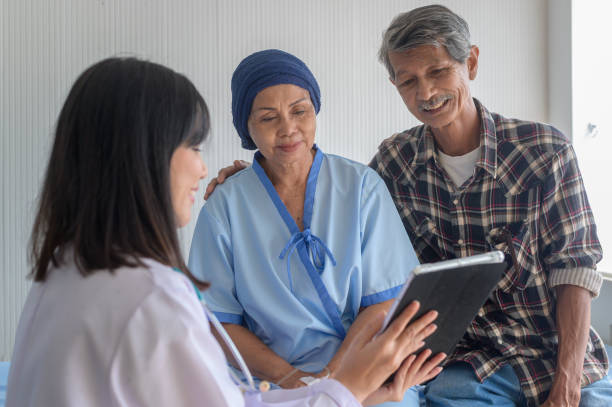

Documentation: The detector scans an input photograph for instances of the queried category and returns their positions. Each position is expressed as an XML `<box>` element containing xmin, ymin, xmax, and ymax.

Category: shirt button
<box><xmin>457</xmin><ymin>239</ymin><xmax>464</xmax><ymax>245</ymax></box>
<box><xmin>497</xmin><ymin>338</ymin><xmax>503</xmax><ymax>345</ymax></box>
<box><xmin>453</xmin><ymin>199</ymin><xmax>459</xmax><ymax>205</ymax></box>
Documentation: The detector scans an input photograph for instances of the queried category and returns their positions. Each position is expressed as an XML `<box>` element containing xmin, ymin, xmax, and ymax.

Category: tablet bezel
<box><xmin>378</xmin><ymin>250</ymin><xmax>506</xmax><ymax>336</ymax></box>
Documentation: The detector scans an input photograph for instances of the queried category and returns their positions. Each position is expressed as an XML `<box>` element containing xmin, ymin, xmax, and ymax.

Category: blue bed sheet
<box><xmin>0</xmin><ymin>362</ymin><xmax>9</xmax><ymax>407</ymax></box>
<box><xmin>0</xmin><ymin>347</ymin><xmax>611</xmax><ymax>407</ymax></box>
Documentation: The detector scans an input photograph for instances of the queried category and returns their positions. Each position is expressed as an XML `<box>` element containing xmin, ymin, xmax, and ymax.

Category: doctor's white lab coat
<box><xmin>6</xmin><ymin>255</ymin><xmax>360</xmax><ymax>407</ymax></box>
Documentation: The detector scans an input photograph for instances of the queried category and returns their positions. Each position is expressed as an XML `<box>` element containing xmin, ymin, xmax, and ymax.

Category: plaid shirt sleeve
<box><xmin>537</xmin><ymin>143</ymin><xmax>603</xmax><ymax>296</ymax></box>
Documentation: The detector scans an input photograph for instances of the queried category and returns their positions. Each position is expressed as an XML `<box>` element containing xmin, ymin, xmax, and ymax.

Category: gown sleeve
<box><xmin>188</xmin><ymin>205</ymin><xmax>245</xmax><ymax>324</ymax></box>
<box><xmin>359</xmin><ymin>170</ymin><xmax>420</xmax><ymax>307</ymax></box>
<box><xmin>109</xmin><ymin>273</ymin><xmax>360</xmax><ymax>407</ymax></box>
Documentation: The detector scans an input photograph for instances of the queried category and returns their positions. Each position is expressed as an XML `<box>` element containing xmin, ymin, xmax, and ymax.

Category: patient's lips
<box><xmin>277</xmin><ymin>141</ymin><xmax>302</xmax><ymax>153</ymax></box>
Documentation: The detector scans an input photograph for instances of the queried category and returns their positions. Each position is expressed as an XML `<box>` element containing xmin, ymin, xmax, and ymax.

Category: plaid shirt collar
<box><xmin>412</xmin><ymin>98</ymin><xmax>498</xmax><ymax>179</ymax></box>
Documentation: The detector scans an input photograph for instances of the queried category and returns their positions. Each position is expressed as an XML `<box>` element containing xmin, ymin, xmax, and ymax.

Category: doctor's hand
<box><xmin>330</xmin><ymin>301</ymin><xmax>444</xmax><ymax>405</ymax></box>
<box><xmin>362</xmin><ymin>347</ymin><xmax>446</xmax><ymax>406</ymax></box>
<box><xmin>204</xmin><ymin>160</ymin><xmax>250</xmax><ymax>200</ymax></box>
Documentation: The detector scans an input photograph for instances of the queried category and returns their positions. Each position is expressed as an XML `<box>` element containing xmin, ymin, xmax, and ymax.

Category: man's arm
<box><xmin>536</xmin><ymin>142</ymin><xmax>603</xmax><ymax>406</ymax></box>
<box><xmin>542</xmin><ymin>284</ymin><xmax>591</xmax><ymax>406</ymax></box>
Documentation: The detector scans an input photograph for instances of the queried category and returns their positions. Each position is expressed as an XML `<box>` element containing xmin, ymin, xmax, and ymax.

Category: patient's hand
<box><xmin>277</xmin><ymin>370</ymin><xmax>309</xmax><ymax>389</ymax></box>
<box><xmin>204</xmin><ymin>160</ymin><xmax>250</xmax><ymax>200</ymax></box>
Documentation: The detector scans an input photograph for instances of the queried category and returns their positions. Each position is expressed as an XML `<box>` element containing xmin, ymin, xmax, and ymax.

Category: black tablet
<box><xmin>379</xmin><ymin>251</ymin><xmax>507</xmax><ymax>357</ymax></box>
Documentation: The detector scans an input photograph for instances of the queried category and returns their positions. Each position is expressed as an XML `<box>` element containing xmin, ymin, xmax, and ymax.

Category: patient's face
<box><xmin>170</xmin><ymin>144</ymin><xmax>207</xmax><ymax>227</ymax></box>
<box><xmin>247</xmin><ymin>84</ymin><xmax>316</xmax><ymax>168</ymax></box>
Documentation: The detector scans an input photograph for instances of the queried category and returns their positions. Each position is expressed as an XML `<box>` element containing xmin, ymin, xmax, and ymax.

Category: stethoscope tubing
<box><xmin>201</xmin><ymin>302</ymin><xmax>257</xmax><ymax>392</ymax></box>
<box><xmin>175</xmin><ymin>267</ymin><xmax>259</xmax><ymax>393</ymax></box>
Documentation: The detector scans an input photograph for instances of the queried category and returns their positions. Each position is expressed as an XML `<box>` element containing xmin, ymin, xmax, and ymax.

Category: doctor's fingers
<box><xmin>402</xmin><ymin>309</ymin><xmax>438</xmax><ymax>340</ymax></box>
<box><xmin>389</xmin><ymin>322</ymin><xmax>436</xmax><ymax>360</ymax></box>
<box><xmin>397</xmin><ymin>319</ymin><xmax>438</xmax><ymax>354</ymax></box>
<box><xmin>366</xmin><ymin>349</ymin><xmax>442</xmax><ymax>405</ymax></box>
<box><xmin>378</xmin><ymin>301</ymin><xmax>421</xmax><ymax>340</ymax></box>
<box><xmin>404</xmin><ymin>350</ymin><xmax>445</xmax><ymax>386</ymax></box>
<box><xmin>383</xmin><ymin>308</ymin><xmax>438</xmax><ymax>347</ymax></box>
<box><xmin>379</xmin><ymin>354</ymin><xmax>418</xmax><ymax>403</ymax></box>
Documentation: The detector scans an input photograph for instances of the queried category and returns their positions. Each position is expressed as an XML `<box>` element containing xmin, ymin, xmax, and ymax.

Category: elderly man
<box><xmin>369</xmin><ymin>5</ymin><xmax>612</xmax><ymax>407</ymax></box>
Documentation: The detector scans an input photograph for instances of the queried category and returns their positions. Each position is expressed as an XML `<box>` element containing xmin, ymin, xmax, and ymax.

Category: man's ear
<box><xmin>467</xmin><ymin>45</ymin><xmax>479</xmax><ymax>80</ymax></box>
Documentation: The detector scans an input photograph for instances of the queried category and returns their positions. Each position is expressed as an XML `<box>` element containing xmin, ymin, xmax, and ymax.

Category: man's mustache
<box><xmin>419</xmin><ymin>95</ymin><xmax>453</xmax><ymax>111</ymax></box>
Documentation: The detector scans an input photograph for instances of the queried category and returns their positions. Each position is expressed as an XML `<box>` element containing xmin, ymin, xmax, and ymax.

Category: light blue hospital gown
<box><xmin>189</xmin><ymin>147</ymin><xmax>420</xmax><ymax>401</ymax></box>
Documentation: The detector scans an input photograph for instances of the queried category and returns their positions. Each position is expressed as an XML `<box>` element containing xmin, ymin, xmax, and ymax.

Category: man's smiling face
<box><xmin>389</xmin><ymin>44</ymin><xmax>478</xmax><ymax>130</ymax></box>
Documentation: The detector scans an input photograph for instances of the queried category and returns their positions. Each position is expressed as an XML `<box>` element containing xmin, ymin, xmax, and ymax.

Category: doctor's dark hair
<box><xmin>30</xmin><ymin>57</ymin><xmax>209</xmax><ymax>287</ymax></box>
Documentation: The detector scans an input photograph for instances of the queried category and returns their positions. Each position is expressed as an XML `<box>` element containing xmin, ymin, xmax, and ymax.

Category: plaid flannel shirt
<box><xmin>370</xmin><ymin>99</ymin><xmax>609</xmax><ymax>406</ymax></box>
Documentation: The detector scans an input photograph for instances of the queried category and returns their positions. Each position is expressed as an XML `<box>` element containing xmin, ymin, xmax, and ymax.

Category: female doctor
<box><xmin>6</xmin><ymin>57</ymin><xmax>442</xmax><ymax>406</ymax></box>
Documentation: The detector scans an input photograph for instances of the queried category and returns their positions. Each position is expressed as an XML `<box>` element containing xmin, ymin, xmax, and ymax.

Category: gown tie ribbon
<box><xmin>279</xmin><ymin>228</ymin><xmax>337</xmax><ymax>292</ymax></box>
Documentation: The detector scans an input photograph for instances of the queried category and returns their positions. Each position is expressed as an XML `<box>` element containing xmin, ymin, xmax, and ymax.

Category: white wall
<box><xmin>548</xmin><ymin>0</ymin><xmax>572</xmax><ymax>139</ymax></box>
<box><xmin>0</xmin><ymin>0</ymin><xmax>549</xmax><ymax>360</ymax></box>
<box><xmin>571</xmin><ymin>0</ymin><xmax>612</xmax><ymax>273</ymax></box>
<box><xmin>570</xmin><ymin>0</ymin><xmax>612</xmax><ymax>344</ymax></box>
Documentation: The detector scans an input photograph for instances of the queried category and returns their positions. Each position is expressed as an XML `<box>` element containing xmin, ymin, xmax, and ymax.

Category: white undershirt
<box><xmin>437</xmin><ymin>146</ymin><xmax>481</xmax><ymax>188</ymax></box>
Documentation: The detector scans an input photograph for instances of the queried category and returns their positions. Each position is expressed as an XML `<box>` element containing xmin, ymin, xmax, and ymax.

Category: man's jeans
<box><xmin>425</xmin><ymin>362</ymin><xmax>612</xmax><ymax>406</ymax></box>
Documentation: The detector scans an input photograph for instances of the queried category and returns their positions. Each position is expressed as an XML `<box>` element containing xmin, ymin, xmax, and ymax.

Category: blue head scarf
<box><xmin>231</xmin><ymin>49</ymin><xmax>321</xmax><ymax>150</ymax></box>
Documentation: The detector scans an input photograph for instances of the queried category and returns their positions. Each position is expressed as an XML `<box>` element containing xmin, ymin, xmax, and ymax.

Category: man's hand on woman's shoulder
<box><xmin>204</xmin><ymin>160</ymin><xmax>250</xmax><ymax>200</ymax></box>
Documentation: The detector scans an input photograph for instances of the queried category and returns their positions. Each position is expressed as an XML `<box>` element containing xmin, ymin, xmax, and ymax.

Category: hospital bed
<box><xmin>0</xmin><ymin>349</ymin><xmax>610</xmax><ymax>406</ymax></box>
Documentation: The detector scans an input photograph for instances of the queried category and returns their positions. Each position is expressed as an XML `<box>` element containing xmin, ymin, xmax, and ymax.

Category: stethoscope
<box><xmin>202</xmin><ymin>302</ymin><xmax>269</xmax><ymax>393</ymax></box>
<box><xmin>178</xmin><ymin>269</ymin><xmax>269</xmax><ymax>394</ymax></box>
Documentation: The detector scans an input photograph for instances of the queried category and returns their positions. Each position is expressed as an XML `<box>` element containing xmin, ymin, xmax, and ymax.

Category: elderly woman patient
<box><xmin>188</xmin><ymin>49</ymin><xmax>443</xmax><ymax>405</ymax></box>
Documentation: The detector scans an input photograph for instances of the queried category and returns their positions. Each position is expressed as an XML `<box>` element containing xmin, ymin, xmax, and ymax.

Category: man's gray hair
<box><xmin>379</xmin><ymin>5</ymin><xmax>471</xmax><ymax>80</ymax></box>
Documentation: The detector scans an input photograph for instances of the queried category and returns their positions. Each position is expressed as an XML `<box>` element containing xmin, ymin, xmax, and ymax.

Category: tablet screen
<box><xmin>380</xmin><ymin>251</ymin><xmax>507</xmax><ymax>357</ymax></box>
